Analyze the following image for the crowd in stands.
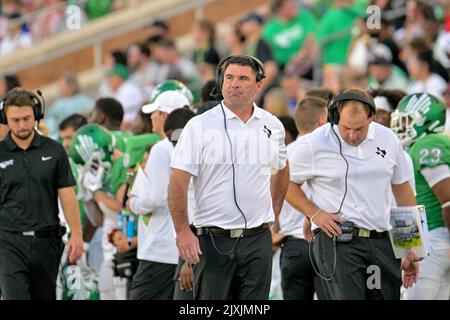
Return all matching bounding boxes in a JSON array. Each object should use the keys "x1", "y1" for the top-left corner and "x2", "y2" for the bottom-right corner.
[{"x1": 0, "y1": 0, "x2": 136, "y2": 56}]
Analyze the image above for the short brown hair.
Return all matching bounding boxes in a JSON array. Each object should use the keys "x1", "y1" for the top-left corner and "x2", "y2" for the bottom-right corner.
[
  {"x1": 337, "y1": 88, "x2": 374, "y2": 117},
  {"x1": 305, "y1": 87, "x2": 334, "y2": 101},
  {"x1": 3, "y1": 88, "x2": 39, "y2": 111},
  {"x1": 294, "y1": 96, "x2": 327, "y2": 133}
]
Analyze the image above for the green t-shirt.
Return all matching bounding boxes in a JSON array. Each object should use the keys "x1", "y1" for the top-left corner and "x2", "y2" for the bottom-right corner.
[
  {"x1": 262, "y1": 10, "x2": 317, "y2": 67},
  {"x1": 408, "y1": 133, "x2": 450, "y2": 231},
  {"x1": 316, "y1": 6, "x2": 362, "y2": 65}
]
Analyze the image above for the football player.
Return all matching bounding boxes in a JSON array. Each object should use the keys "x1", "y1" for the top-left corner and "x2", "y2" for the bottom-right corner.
[{"x1": 391, "y1": 93, "x2": 450, "y2": 300}]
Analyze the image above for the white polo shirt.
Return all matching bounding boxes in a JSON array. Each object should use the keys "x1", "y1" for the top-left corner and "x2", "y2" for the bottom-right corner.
[
  {"x1": 279, "y1": 137, "x2": 307, "y2": 239},
  {"x1": 171, "y1": 102, "x2": 287, "y2": 229},
  {"x1": 130, "y1": 139, "x2": 178, "y2": 264},
  {"x1": 290, "y1": 122, "x2": 413, "y2": 232}
]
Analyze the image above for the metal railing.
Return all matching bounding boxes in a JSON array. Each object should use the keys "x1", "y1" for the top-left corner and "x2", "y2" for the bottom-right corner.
[{"x1": 0, "y1": 0, "x2": 215, "y2": 74}]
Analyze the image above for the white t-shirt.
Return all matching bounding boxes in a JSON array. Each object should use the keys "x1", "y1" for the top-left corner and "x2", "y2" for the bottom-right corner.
[
  {"x1": 171, "y1": 102, "x2": 288, "y2": 229},
  {"x1": 0, "y1": 31, "x2": 32, "y2": 56},
  {"x1": 130, "y1": 139, "x2": 178, "y2": 264},
  {"x1": 290, "y1": 122, "x2": 413, "y2": 232},
  {"x1": 112, "y1": 81, "x2": 144, "y2": 124},
  {"x1": 279, "y1": 137, "x2": 307, "y2": 239},
  {"x1": 407, "y1": 73, "x2": 447, "y2": 99}
]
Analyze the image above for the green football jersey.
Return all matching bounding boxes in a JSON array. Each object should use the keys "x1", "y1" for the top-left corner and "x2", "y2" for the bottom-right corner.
[
  {"x1": 124, "y1": 133, "x2": 160, "y2": 168},
  {"x1": 104, "y1": 156, "x2": 128, "y2": 196},
  {"x1": 69, "y1": 157, "x2": 86, "y2": 226},
  {"x1": 408, "y1": 133, "x2": 450, "y2": 231}
]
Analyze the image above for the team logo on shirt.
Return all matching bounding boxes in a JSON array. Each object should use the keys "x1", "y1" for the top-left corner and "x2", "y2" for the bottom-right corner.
[
  {"x1": 375, "y1": 147, "x2": 387, "y2": 158},
  {"x1": 0, "y1": 159, "x2": 14, "y2": 169},
  {"x1": 263, "y1": 125, "x2": 272, "y2": 138}
]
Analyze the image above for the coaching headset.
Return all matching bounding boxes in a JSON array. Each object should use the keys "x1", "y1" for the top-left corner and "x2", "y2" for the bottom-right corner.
[
  {"x1": 210, "y1": 54, "x2": 266, "y2": 101},
  {"x1": 0, "y1": 89, "x2": 45, "y2": 125},
  {"x1": 327, "y1": 92, "x2": 376, "y2": 125},
  {"x1": 310, "y1": 91, "x2": 377, "y2": 283},
  {"x1": 208, "y1": 55, "x2": 266, "y2": 256}
]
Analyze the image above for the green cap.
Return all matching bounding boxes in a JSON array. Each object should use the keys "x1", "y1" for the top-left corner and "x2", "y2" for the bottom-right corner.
[{"x1": 106, "y1": 64, "x2": 129, "y2": 80}]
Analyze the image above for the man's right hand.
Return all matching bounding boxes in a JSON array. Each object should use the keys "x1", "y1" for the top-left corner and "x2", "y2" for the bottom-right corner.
[
  {"x1": 312, "y1": 210, "x2": 344, "y2": 237},
  {"x1": 177, "y1": 228, "x2": 202, "y2": 265}
]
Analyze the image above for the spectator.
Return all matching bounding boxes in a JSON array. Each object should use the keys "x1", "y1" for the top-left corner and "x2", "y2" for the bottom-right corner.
[
  {"x1": 98, "y1": 49, "x2": 128, "y2": 97},
  {"x1": 367, "y1": 42, "x2": 410, "y2": 91},
  {"x1": 280, "y1": 73, "x2": 306, "y2": 112},
  {"x1": 31, "y1": 0, "x2": 67, "y2": 40},
  {"x1": 264, "y1": 87, "x2": 291, "y2": 117},
  {"x1": 406, "y1": 49, "x2": 447, "y2": 99},
  {"x1": 104, "y1": 64, "x2": 144, "y2": 130},
  {"x1": 143, "y1": 19, "x2": 170, "y2": 39},
  {"x1": 45, "y1": 73, "x2": 94, "y2": 136},
  {"x1": 127, "y1": 43, "x2": 155, "y2": 97},
  {"x1": 240, "y1": 12, "x2": 278, "y2": 103},
  {"x1": 191, "y1": 19, "x2": 220, "y2": 66},
  {"x1": 191, "y1": 20, "x2": 221, "y2": 84},
  {"x1": 151, "y1": 37, "x2": 201, "y2": 103},
  {"x1": 0, "y1": 74, "x2": 20, "y2": 98},
  {"x1": 85, "y1": 0, "x2": 114, "y2": 20},
  {"x1": 366, "y1": 14, "x2": 407, "y2": 73},
  {"x1": 0, "y1": 11, "x2": 32, "y2": 56},
  {"x1": 224, "y1": 23, "x2": 245, "y2": 56},
  {"x1": 262, "y1": 0, "x2": 317, "y2": 74},
  {"x1": 316, "y1": 0, "x2": 365, "y2": 92}
]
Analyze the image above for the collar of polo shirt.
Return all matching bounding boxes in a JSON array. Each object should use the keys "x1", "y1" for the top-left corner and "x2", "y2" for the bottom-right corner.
[{"x1": 221, "y1": 102, "x2": 263, "y2": 120}]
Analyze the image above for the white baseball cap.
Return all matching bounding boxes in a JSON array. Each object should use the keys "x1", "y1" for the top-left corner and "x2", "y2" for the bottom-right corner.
[{"x1": 141, "y1": 91, "x2": 190, "y2": 114}]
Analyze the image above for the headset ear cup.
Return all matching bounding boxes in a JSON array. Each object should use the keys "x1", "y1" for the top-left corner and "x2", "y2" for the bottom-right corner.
[
  {"x1": 330, "y1": 107, "x2": 340, "y2": 124},
  {"x1": 0, "y1": 106, "x2": 7, "y2": 125}
]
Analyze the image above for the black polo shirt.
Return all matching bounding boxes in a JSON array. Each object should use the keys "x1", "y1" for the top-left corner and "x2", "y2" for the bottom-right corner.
[{"x1": 0, "y1": 131, "x2": 75, "y2": 232}]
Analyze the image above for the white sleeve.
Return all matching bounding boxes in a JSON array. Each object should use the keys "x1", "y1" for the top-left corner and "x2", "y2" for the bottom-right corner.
[
  {"x1": 271, "y1": 119, "x2": 287, "y2": 172},
  {"x1": 130, "y1": 143, "x2": 170, "y2": 214},
  {"x1": 421, "y1": 164, "x2": 450, "y2": 188},
  {"x1": 170, "y1": 119, "x2": 202, "y2": 176},
  {"x1": 392, "y1": 141, "x2": 414, "y2": 185},
  {"x1": 289, "y1": 136, "x2": 314, "y2": 185}
]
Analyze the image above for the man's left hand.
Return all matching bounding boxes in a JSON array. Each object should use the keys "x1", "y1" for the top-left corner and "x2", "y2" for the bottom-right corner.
[{"x1": 401, "y1": 250, "x2": 420, "y2": 288}]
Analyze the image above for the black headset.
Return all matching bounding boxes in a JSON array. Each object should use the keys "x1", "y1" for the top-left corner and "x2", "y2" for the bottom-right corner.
[
  {"x1": 210, "y1": 54, "x2": 266, "y2": 101},
  {"x1": 0, "y1": 89, "x2": 45, "y2": 125},
  {"x1": 327, "y1": 92, "x2": 376, "y2": 125}
]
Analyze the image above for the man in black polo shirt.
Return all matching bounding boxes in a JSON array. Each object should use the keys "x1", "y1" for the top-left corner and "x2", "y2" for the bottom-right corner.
[{"x1": 0, "y1": 88, "x2": 83, "y2": 300}]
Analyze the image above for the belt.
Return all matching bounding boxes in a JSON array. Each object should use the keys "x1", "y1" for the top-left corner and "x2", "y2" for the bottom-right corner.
[
  {"x1": 313, "y1": 227, "x2": 388, "y2": 239},
  {"x1": 195, "y1": 223, "x2": 268, "y2": 238},
  {"x1": 20, "y1": 226, "x2": 64, "y2": 239},
  {"x1": 352, "y1": 227, "x2": 388, "y2": 239}
]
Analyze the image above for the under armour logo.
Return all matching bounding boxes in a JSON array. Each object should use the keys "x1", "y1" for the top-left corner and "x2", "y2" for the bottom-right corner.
[
  {"x1": 375, "y1": 147, "x2": 386, "y2": 158},
  {"x1": 263, "y1": 125, "x2": 272, "y2": 138}
]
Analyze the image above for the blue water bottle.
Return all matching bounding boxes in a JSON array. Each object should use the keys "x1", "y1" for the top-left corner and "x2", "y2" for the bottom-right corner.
[{"x1": 126, "y1": 213, "x2": 136, "y2": 241}]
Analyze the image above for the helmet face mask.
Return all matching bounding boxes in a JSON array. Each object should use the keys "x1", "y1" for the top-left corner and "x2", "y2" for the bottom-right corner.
[{"x1": 391, "y1": 93, "x2": 446, "y2": 148}]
